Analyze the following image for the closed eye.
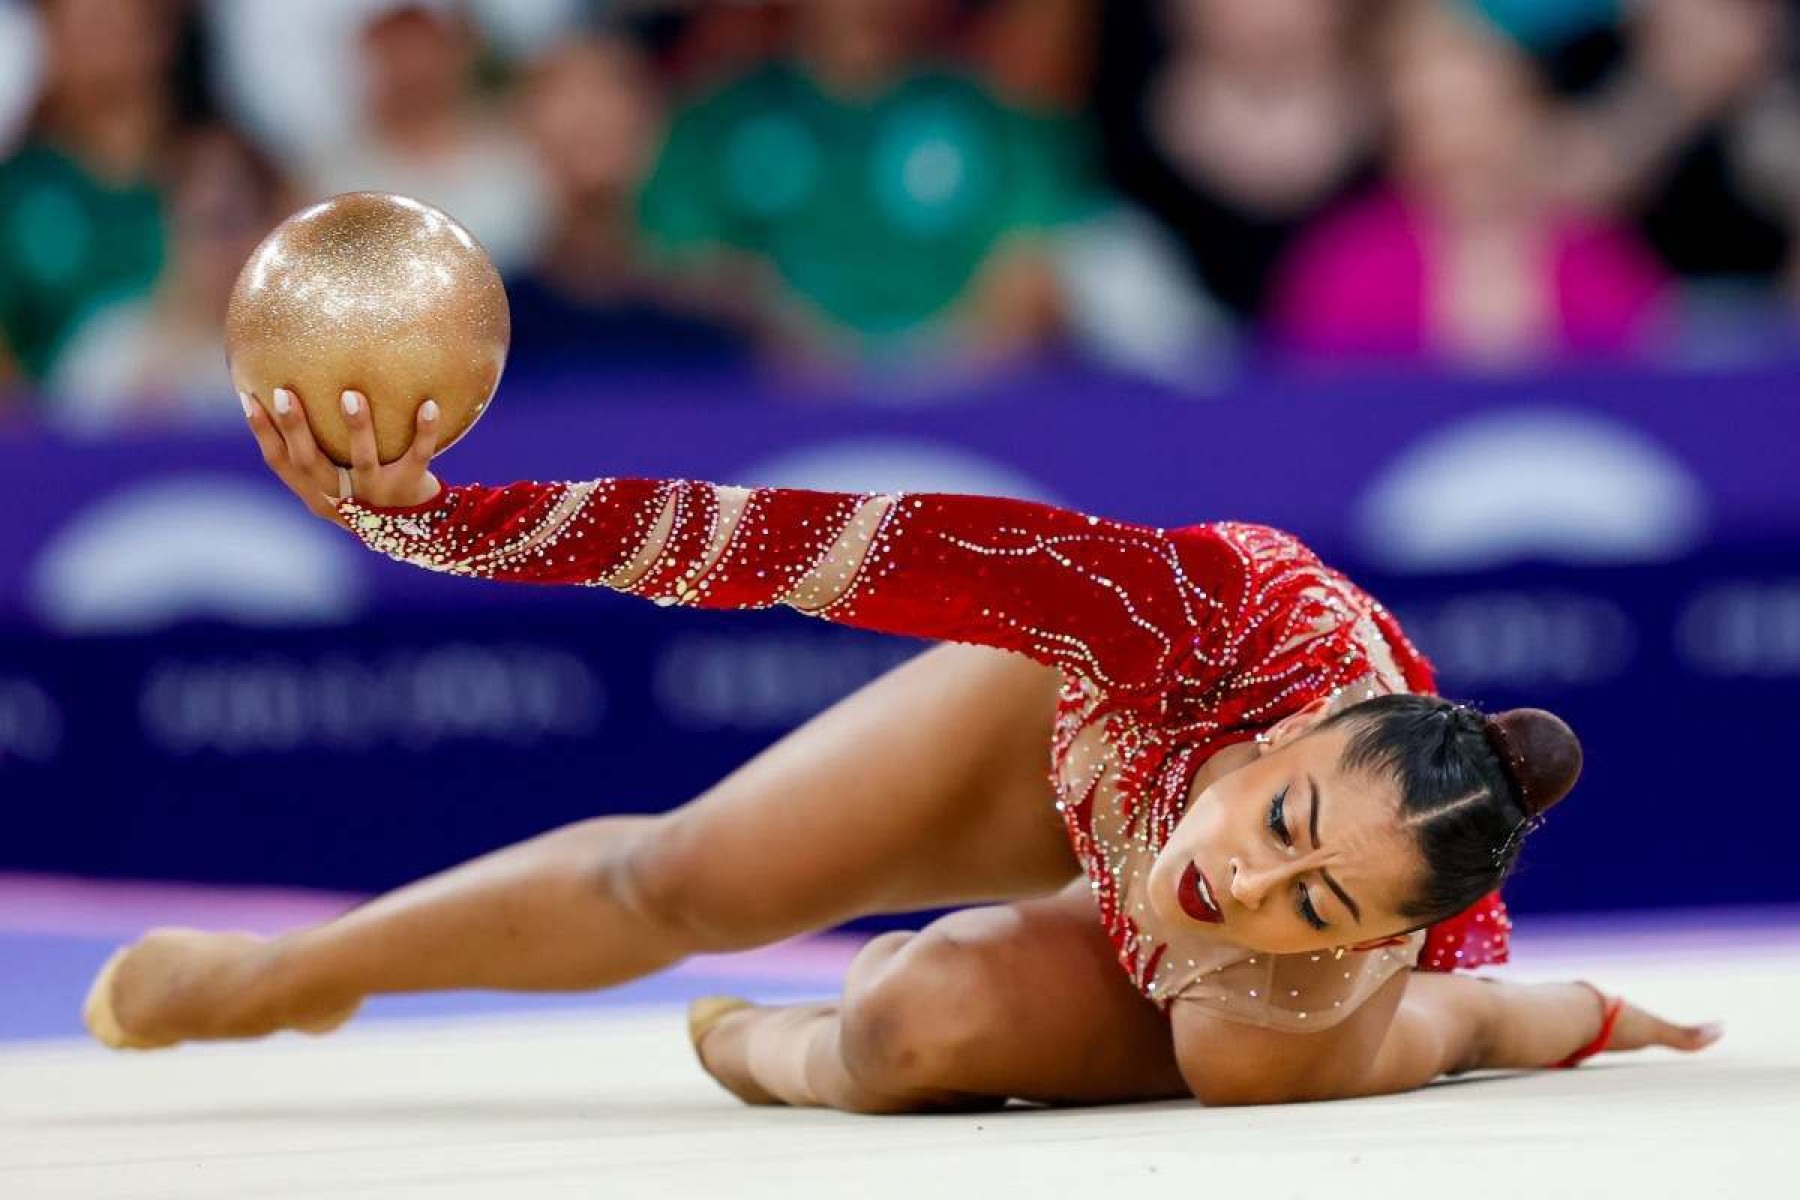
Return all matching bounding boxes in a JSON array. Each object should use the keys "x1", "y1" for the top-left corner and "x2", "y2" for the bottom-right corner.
[
  {"x1": 1270, "y1": 787, "x2": 1324, "y2": 928},
  {"x1": 1296, "y1": 885, "x2": 1329, "y2": 931},
  {"x1": 1267, "y1": 785, "x2": 1293, "y2": 847}
]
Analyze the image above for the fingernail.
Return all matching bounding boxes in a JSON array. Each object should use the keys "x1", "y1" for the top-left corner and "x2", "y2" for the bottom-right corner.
[
  {"x1": 421, "y1": 399, "x2": 439, "y2": 422},
  {"x1": 1697, "y1": 1022, "x2": 1725, "y2": 1042},
  {"x1": 238, "y1": 391, "x2": 253, "y2": 418},
  {"x1": 341, "y1": 390, "x2": 361, "y2": 416},
  {"x1": 273, "y1": 388, "x2": 293, "y2": 415}
]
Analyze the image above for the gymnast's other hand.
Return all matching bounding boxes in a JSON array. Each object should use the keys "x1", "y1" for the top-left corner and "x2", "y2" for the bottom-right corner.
[
  {"x1": 241, "y1": 387, "x2": 443, "y2": 525},
  {"x1": 1594, "y1": 991, "x2": 1723, "y2": 1058}
]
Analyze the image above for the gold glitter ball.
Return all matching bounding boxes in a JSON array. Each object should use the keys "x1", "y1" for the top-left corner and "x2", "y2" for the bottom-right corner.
[{"x1": 226, "y1": 192, "x2": 510, "y2": 466}]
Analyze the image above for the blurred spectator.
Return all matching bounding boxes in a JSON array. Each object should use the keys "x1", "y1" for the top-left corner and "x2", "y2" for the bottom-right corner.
[
  {"x1": 1550, "y1": 0, "x2": 1800, "y2": 303},
  {"x1": 1095, "y1": 0, "x2": 1379, "y2": 323},
  {"x1": 205, "y1": 0, "x2": 409, "y2": 169},
  {"x1": 47, "y1": 125, "x2": 288, "y2": 428},
  {"x1": 204, "y1": 0, "x2": 585, "y2": 172},
  {"x1": 968, "y1": 0, "x2": 1236, "y2": 385},
  {"x1": 649, "y1": 4, "x2": 793, "y2": 97},
  {"x1": 503, "y1": 34, "x2": 751, "y2": 382},
  {"x1": 0, "y1": 0, "x2": 45, "y2": 151},
  {"x1": 303, "y1": 0, "x2": 549, "y2": 274},
  {"x1": 0, "y1": 0, "x2": 181, "y2": 386},
  {"x1": 638, "y1": 0, "x2": 1093, "y2": 375},
  {"x1": 1268, "y1": 0, "x2": 1668, "y2": 369},
  {"x1": 462, "y1": 0, "x2": 583, "y2": 60},
  {"x1": 968, "y1": 0, "x2": 1097, "y2": 115}
]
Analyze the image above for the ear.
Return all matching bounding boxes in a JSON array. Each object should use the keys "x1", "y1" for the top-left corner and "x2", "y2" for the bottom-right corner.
[{"x1": 1258, "y1": 696, "x2": 1336, "y2": 754}]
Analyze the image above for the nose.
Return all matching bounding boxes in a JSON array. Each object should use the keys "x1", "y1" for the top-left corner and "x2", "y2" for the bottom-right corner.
[{"x1": 1227, "y1": 852, "x2": 1298, "y2": 910}]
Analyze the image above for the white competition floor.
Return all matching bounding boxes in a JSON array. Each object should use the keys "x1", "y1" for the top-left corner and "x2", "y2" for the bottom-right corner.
[{"x1": 2, "y1": 880, "x2": 1798, "y2": 1200}]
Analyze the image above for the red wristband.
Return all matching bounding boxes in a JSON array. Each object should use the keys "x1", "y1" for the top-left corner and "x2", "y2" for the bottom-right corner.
[{"x1": 1547, "y1": 981, "x2": 1624, "y2": 1069}]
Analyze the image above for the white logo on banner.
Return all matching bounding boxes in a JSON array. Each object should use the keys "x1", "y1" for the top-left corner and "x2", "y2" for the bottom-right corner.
[
  {"x1": 736, "y1": 438, "x2": 1059, "y2": 502},
  {"x1": 29, "y1": 475, "x2": 363, "y2": 633},
  {"x1": 1356, "y1": 409, "x2": 1707, "y2": 572}
]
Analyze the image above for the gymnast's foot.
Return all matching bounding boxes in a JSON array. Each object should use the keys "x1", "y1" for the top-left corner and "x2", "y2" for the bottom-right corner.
[
  {"x1": 84, "y1": 929, "x2": 361, "y2": 1051},
  {"x1": 689, "y1": 996, "x2": 780, "y2": 1106}
]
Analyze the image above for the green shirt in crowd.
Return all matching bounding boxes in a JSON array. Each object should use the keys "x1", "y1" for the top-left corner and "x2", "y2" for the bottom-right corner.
[
  {"x1": 0, "y1": 143, "x2": 164, "y2": 381},
  {"x1": 640, "y1": 61, "x2": 1092, "y2": 343}
]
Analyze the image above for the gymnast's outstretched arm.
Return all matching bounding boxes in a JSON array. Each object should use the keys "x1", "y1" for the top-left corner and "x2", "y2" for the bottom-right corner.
[
  {"x1": 245, "y1": 388, "x2": 1253, "y2": 697},
  {"x1": 1172, "y1": 971, "x2": 1721, "y2": 1107}
]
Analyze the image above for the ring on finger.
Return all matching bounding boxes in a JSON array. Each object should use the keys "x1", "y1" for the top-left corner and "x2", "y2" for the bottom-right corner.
[{"x1": 337, "y1": 466, "x2": 355, "y2": 501}]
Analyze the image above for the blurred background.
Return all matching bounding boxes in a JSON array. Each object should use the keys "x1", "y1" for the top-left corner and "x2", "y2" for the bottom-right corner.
[{"x1": 0, "y1": 0, "x2": 1796, "y2": 965}]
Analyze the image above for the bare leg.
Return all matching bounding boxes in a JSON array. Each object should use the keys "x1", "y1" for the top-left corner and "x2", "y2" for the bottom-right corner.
[
  {"x1": 90, "y1": 646, "x2": 1077, "y2": 1048},
  {"x1": 693, "y1": 885, "x2": 1188, "y2": 1113}
]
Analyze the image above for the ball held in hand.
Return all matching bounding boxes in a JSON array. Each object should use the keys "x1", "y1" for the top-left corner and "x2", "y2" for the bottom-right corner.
[{"x1": 226, "y1": 192, "x2": 509, "y2": 467}]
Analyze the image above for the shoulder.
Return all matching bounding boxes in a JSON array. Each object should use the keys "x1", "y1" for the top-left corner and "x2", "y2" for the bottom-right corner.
[
  {"x1": 1186, "y1": 521, "x2": 1319, "y2": 567},
  {"x1": 1162, "y1": 522, "x2": 1436, "y2": 706},
  {"x1": 1164, "y1": 521, "x2": 1328, "y2": 602},
  {"x1": 1147, "y1": 521, "x2": 1325, "y2": 660}
]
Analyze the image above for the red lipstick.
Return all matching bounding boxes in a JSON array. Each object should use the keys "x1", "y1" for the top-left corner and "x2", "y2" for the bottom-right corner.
[{"x1": 1178, "y1": 861, "x2": 1224, "y2": 924}]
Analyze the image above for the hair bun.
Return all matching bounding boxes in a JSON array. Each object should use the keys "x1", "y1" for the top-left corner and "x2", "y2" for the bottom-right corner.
[{"x1": 1482, "y1": 708, "x2": 1582, "y2": 817}]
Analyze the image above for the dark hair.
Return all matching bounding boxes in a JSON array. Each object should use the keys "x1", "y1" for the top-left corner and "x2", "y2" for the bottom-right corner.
[{"x1": 1322, "y1": 695, "x2": 1582, "y2": 924}]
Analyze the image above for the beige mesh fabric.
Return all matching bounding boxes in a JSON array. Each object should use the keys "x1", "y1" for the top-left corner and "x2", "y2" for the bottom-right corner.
[
  {"x1": 604, "y1": 482, "x2": 891, "y2": 612},
  {"x1": 1168, "y1": 934, "x2": 1423, "y2": 1031}
]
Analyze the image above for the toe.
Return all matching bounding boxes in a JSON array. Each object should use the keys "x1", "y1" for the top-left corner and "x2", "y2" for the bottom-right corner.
[
  {"x1": 296, "y1": 998, "x2": 363, "y2": 1036},
  {"x1": 83, "y1": 948, "x2": 172, "y2": 1052},
  {"x1": 687, "y1": 996, "x2": 752, "y2": 1049}
]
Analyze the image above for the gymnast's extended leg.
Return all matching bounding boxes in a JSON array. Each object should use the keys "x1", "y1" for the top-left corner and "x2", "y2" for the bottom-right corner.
[{"x1": 87, "y1": 645, "x2": 1078, "y2": 1048}]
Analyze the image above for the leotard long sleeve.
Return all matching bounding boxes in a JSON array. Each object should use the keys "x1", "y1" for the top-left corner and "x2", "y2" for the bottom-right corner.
[
  {"x1": 343, "y1": 479, "x2": 1509, "y2": 1026},
  {"x1": 342, "y1": 479, "x2": 1263, "y2": 698}
]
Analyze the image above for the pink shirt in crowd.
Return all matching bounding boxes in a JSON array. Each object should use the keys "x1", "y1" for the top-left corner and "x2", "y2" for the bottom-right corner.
[{"x1": 1268, "y1": 189, "x2": 1669, "y2": 362}]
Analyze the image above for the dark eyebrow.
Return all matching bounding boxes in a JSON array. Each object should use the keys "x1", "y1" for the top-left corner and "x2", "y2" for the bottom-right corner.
[{"x1": 1308, "y1": 773, "x2": 1363, "y2": 924}]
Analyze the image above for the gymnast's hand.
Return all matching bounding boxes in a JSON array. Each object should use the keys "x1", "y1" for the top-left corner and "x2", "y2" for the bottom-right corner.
[
  {"x1": 241, "y1": 387, "x2": 443, "y2": 525},
  {"x1": 1593, "y1": 991, "x2": 1723, "y2": 1058}
]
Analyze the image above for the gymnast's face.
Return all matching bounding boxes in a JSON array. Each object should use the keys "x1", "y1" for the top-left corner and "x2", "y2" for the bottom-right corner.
[{"x1": 1147, "y1": 701, "x2": 1424, "y2": 955}]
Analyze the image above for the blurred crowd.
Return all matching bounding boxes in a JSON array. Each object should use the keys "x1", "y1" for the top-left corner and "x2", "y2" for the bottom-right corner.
[{"x1": 0, "y1": 0, "x2": 1796, "y2": 430}]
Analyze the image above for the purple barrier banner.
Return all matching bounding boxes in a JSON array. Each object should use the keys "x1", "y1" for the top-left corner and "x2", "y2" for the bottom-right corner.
[
  {"x1": 1, "y1": 361, "x2": 1795, "y2": 633},
  {"x1": 3, "y1": 362, "x2": 1798, "y2": 919}
]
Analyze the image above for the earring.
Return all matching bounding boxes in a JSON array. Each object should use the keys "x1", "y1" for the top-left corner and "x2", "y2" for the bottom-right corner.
[{"x1": 1332, "y1": 946, "x2": 1346, "y2": 960}]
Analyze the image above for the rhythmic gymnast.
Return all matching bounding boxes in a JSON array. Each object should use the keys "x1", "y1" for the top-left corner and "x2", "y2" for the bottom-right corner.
[{"x1": 85, "y1": 390, "x2": 1720, "y2": 1111}]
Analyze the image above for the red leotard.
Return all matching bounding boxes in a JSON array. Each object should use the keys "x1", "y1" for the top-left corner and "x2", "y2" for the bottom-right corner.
[{"x1": 342, "y1": 479, "x2": 1508, "y2": 1020}]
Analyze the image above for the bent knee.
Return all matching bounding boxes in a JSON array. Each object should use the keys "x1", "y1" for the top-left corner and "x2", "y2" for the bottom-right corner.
[
  {"x1": 839, "y1": 931, "x2": 1006, "y2": 1091},
  {"x1": 609, "y1": 816, "x2": 744, "y2": 952},
  {"x1": 609, "y1": 815, "x2": 808, "y2": 953}
]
